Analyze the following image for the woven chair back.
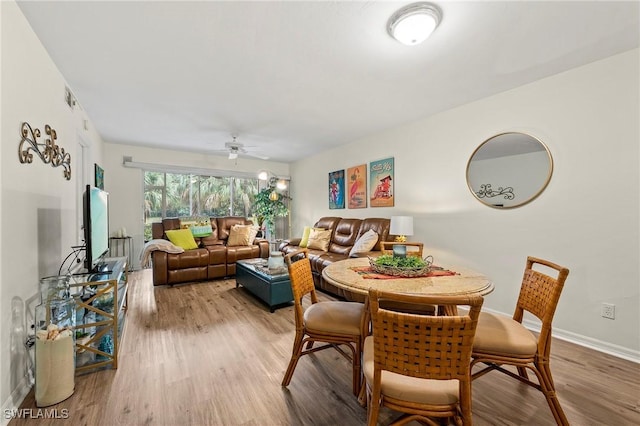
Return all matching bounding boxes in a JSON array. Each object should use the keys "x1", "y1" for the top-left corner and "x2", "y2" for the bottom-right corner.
[
  {"x1": 288, "y1": 257, "x2": 315, "y2": 301},
  {"x1": 284, "y1": 249, "x2": 317, "y2": 311},
  {"x1": 515, "y1": 257, "x2": 569, "y2": 324},
  {"x1": 369, "y1": 289, "x2": 483, "y2": 381}
]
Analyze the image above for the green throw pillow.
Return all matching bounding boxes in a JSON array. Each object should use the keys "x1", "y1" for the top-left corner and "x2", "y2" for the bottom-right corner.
[
  {"x1": 190, "y1": 224, "x2": 213, "y2": 238},
  {"x1": 165, "y1": 229, "x2": 199, "y2": 250}
]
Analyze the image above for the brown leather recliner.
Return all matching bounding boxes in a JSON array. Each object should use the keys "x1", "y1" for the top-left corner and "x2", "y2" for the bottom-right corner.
[
  {"x1": 280, "y1": 217, "x2": 392, "y2": 299},
  {"x1": 151, "y1": 216, "x2": 269, "y2": 286}
]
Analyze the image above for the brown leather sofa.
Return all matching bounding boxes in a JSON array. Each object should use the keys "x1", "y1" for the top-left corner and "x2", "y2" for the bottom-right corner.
[
  {"x1": 151, "y1": 217, "x2": 269, "y2": 286},
  {"x1": 279, "y1": 217, "x2": 392, "y2": 299}
]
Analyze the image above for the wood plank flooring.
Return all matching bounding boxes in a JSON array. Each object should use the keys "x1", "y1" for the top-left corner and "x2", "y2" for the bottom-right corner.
[{"x1": 11, "y1": 269, "x2": 640, "y2": 425}]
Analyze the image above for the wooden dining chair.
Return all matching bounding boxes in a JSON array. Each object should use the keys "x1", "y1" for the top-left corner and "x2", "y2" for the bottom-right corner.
[
  {"x1": 281, "y1": 249, "x2": 367, "y2": 395},
  {"x1": 470, "y1": 256, "x2": 570, "y2": 425},
  {"x1": 364, "y1": 289, "x2": 484, "y2": 426}
]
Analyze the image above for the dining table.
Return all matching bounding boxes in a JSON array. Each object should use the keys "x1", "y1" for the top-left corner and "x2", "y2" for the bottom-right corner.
[
  {"x1": 322, "y1": 257, "x2": 494, "y2": 300},
  {"x1": 324, "y1": 256, "x2": 494, "y2": 404}
]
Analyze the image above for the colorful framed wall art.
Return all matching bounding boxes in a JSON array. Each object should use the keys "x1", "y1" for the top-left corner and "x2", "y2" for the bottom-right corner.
[
  {"x1": 347, "y1": 164, "x2": 367, "y2": 209},
  {"x1": 369, "y1": 157, "x2": 394, "y2": 207},
  {"x1": 328, "y1": 169, "x2": 345, "y2": 209},
  {"x1": 94, "y1": 163, "x2": 104, "y2": 190}
]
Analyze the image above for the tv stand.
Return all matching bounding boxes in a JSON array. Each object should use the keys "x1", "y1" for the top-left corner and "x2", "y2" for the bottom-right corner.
[
  {"x1": 92, "y1": 258, "x2": 119, "y2": 274},
  {"x1": 93, "y1": 264, "x2": 113, "y2": 275},
  {"x1": 68, "y1": 257, "x2": 128, "y2": 373},
  {"x1": 72, "y1": 269, "x2": 113, "y2": 279},
  {"x1": 73, "y1": 259, "x2": 118, "y2": 277}
]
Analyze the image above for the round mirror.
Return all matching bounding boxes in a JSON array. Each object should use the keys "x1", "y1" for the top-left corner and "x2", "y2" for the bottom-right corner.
[{"x1": 466, "y1": 132, "x2": 553, "y2": 209}]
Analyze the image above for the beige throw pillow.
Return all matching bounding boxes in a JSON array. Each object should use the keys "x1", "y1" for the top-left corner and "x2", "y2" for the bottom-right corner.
[
  {"x1": 307, "y1": 228, "x2": 332, "y2": 251},
  {"x1": 248, "y1": 225, "x2": 259, "y2": 244},
  {"x1": 227, "y1": 224, "x2": 259, "y2": 247},
  {"x1": 349, "y1": 229, "x2": 379, "y2": 257}
]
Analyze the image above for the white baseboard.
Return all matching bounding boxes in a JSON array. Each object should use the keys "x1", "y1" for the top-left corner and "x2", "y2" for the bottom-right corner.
[
  {"x1": 1, "y1": 373, "x2": 33, "y2": 426},
  {"x1": 482, "y1": 307, "x2": 640, "y2": 364},
  {"x1": 549, "y1": 326, "x2": 640, "y2": 363}
]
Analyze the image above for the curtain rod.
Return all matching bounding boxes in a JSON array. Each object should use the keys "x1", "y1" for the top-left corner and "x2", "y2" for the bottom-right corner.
[{"x1": 122, "y1": 160, "x2": 290, "y2": 181}]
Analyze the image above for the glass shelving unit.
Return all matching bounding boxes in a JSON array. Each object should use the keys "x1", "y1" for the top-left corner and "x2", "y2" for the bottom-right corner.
[{"x1": 68, "y1": 257, "x2": 128, "y2": 373}]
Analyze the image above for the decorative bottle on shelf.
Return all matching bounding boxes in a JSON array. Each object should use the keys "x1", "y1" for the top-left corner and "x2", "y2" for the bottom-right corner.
[{"x1": 97, "y1": 334, "x2": 113, "y2": 360}]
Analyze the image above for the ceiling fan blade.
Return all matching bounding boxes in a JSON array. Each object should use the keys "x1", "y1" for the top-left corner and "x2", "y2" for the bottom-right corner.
[{"x1": 244, "y1": 151, "x2": 270, "y2": 160}]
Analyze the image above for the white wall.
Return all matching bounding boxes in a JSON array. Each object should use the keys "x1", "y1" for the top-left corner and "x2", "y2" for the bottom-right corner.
[
  {"x1": 290, "y1": 49, "x2": 640, "y2": 360},
  {"x1": 0, "y1": 2, "x2": 106, "y2": 419},
  {"x1": 102, "y1": 143, "x2": 290, "y2": 269}
]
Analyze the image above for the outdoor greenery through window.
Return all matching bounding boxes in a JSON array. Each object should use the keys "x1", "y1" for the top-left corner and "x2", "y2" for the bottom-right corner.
[{"x1": 144, "y1": 171, "x2": 259, "y2": 241}]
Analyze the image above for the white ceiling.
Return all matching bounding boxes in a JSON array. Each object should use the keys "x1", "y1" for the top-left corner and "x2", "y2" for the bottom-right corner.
[{"x1": 17, "y1": 1, "x2": 640, "y2": 163}]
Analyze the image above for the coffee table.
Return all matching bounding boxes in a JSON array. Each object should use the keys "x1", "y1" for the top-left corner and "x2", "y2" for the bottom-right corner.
[{"x1": 236, "y1": 258, "x2": 293, "y2": 312}]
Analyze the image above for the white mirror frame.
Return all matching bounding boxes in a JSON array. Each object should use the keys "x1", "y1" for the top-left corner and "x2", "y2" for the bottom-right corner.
[{"x1": 466, "y1": 132, "x2": 554, "y2": 209}]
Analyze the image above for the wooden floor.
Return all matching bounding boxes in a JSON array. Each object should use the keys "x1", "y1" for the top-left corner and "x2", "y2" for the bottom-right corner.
[{"x1": 12, "y1": 269, "x2": 640, "y2": 425}]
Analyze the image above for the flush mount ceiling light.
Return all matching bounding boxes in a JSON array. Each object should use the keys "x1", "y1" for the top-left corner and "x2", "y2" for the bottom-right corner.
[{"x1": 387, "y1": 2, "x2": 442, "y2": 46}]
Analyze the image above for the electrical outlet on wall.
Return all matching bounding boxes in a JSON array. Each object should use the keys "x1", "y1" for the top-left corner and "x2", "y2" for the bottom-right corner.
[{"x1": 601, "y1": 303, "x2": 615, "y2": 320}]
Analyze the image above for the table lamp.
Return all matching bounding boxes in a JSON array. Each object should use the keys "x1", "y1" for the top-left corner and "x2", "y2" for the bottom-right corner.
[
  {"x1": 390, "y1": 216, "x2": 413, "y2": 242},
  {"x1": 390, "y1": 216, "x2": 413, "y2": 258}
]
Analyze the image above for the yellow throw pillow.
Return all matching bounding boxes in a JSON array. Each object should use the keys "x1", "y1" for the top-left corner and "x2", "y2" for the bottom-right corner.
[
  {"x1": 165, "y1": 229, "x2": 199, "y2": 250},
  {"x1": 307, "y1": 228, "x2": 332, "y2": 252},
  {"x1": 299, "y1": 226, "x2": 312, "y2": 248},
  {"x1": 227, "y1": 224, "x2": 259, "y2": 247}
]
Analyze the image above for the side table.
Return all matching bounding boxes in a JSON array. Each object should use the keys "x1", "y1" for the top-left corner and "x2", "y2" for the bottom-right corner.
[
  {"x1": 380, "y1": 241, "x2": 424, "y2": 257},
  {"x1": 109, "y1": 236, "x2": 133, "y2": 271}
]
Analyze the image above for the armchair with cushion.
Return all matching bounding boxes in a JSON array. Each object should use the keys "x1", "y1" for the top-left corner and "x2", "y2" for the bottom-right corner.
[
  {"x1": 364, "y1": 289, "x2": 484, "y2": 426},
  {"x1": 281, "y1": 249, "x2": 367, "y2": 396},
  {"x1": 470, "y1": 256, "x2": 570, "y2": 425}
]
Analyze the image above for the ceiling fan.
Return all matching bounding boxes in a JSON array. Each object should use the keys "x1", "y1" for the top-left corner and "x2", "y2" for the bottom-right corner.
[{"x1": 211, "y1": 136, "x2": 269, "y2": 160}]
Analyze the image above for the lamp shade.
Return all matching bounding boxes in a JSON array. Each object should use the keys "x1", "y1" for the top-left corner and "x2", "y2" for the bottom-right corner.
[{"x1": 390, "y1": 216, "x2": 414, "y2": 236}]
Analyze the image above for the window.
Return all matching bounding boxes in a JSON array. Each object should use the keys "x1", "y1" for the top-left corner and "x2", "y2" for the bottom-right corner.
[{"x1": 144, "y1": 171, "x2": 259, "y2": 241}]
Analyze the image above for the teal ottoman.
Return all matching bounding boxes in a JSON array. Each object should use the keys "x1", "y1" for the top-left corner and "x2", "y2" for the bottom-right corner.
[{"x1": 236, "y1": 259, "x2": 293, "y2": 312}]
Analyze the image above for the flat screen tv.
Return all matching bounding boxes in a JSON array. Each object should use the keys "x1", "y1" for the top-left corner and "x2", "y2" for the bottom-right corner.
[{"x1": 83, "y1": 184, "x2": 110, "y2": 273}]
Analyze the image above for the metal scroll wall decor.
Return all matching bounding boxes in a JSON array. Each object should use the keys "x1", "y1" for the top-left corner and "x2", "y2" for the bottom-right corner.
[
  {"x1": 19, "y1": 122, "x2": 71, "y2": 180},
  {"x1": 476, "y1": 184, "x2": 515, "y2": 200}
]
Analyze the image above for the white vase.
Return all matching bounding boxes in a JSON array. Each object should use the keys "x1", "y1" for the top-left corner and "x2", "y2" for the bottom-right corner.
[{"x1": 268, "y1": 252, "x2": 285, "y2": 270}]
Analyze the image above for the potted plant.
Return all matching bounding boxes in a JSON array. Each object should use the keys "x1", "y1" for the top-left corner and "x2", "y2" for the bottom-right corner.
[{"x1": 253, "y1": 186, "x2": 290, "y2": 240}]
